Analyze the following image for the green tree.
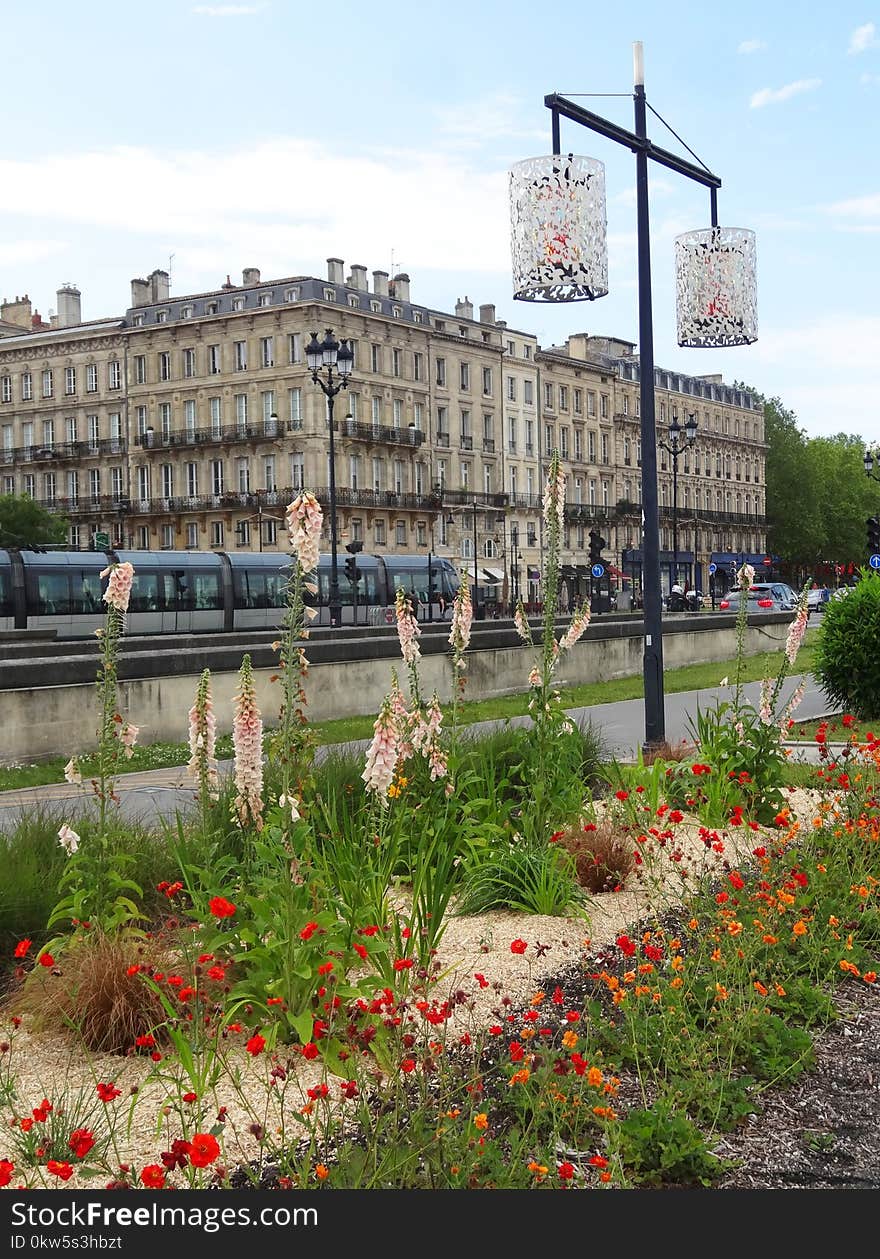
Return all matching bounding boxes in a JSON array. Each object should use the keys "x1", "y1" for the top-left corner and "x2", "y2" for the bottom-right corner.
[
  {"x1": 756, "y1": 391, "x2": 823, "y2": 567},
  {"x1": 807, "y1": 435, "x2": 877, "y2": 567},
  {"x1": 0, "y1": 495, "x2": 68, "y2": 549}
]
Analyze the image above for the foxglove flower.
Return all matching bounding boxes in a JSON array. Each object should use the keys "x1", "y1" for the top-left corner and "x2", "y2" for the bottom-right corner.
[
  {"x1": 448, "y1": 573, "x2": 473, "y2": 669},
  {"x1": 784, "y1": 599, "x2": 810, "y2": 667},
  {"x1": 187, "y1": 669, "x2": 219, "y2": 801},
  {"x1": 395, "y1": 587, "x2": 421, "y2": 666},
  {"x1": 100, "y1": 562, "x2": 134, "y2": 614},
  {"x1": 362, "y1": 695, "x2": 401, "y2": 801},
  {"x1": 286, "y1": 493, "x2": 323, "y2": 574},
  {"x1": 57, "y1": 823, "x2": 80, "y2": 856},
  {"x1": 559, "y1": 602, "x2": 591, "y2": 653},
  {"x1": 232, "y1": 654, "x2": 263, "y2": 830},
  {"x1": 64, "y1": 758, "x2": 81, "y2": 785},
  {"x1": 120, "y1": 722, "x2": 139, "y2": 759}
]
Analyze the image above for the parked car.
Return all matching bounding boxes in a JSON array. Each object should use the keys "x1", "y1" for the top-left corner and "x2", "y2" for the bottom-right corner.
[
  {"x1": 719, "y1": 582, "x2": 799, "y2": 613},
  {"x1": 806, "y1": 586, "x2": 830, "y2": 613}
]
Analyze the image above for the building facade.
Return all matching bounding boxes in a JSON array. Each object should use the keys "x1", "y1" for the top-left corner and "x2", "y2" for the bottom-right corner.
[{"x1": 0, "y1": 259, "x2": 766, "y2": 606}]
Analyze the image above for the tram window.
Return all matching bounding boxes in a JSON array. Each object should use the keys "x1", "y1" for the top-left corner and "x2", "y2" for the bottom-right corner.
[
  {"x1": 0, "y1": 569, "x2": 11, "y2": 617},
  {"x1": 162, "y1": 573, "x2": 194, "y2": 610},
  {"x1": 360, "y1": 571, "x2": 379, "y2": 605},
  {"x1": 191, "y1": 571, "x2": 221, "y2": 610},
  {"x1": 71, "y1": 570, "x2": 102, "y2": 614},
  {"x1": 128, "y1": 572, "x2": 161, "y2": 613},
  {"x1": 265, "y1": 570, "x2": 290, "y2": 607},
  {"x1": 36, "y1": 571, "x2": 71, "y2": 615}
]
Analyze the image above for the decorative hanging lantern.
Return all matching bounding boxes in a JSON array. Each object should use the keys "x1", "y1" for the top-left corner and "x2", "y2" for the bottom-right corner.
[
  {"x1": 509, "y1": 154, "x2": 608, "y2": 302},
  {"x1": 674, "y1": 226, "x2": 757, "y2": 347}
]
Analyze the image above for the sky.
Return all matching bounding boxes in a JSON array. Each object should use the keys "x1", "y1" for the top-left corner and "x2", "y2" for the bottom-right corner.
[{"x1": 1, "y1": 0, "x2": 878, "y2": 444}]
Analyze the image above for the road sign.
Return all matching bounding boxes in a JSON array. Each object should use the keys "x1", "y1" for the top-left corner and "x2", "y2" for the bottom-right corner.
[
  {"x1": 870, "y1": 553, "x2": 880, "y2": 570},
  {"x1": 591, "y1": 563, "x2": 605, "y2": 579},
  {"x1": 94, "y1": 531, "x2": 110, "y2": 549},
  {"x1": 708, "y1": 562, "x2": 717, "y2": 575},
  {"x1": 763, "y1": 556, "x2": 772, "y2": 566}
]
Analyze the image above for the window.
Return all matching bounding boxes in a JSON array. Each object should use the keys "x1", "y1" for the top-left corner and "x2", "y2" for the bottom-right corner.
[
  {"x1": 22, "y1": 371, "x2": 33, "y2": 400},
  {"x1": 588, "y1": 431, "x2": 596, "y2": 462},
  {"x1": 186, "y1": 462, "x2": 198, "y2": 496},
  {"x1": 460, "y1": 362, "x2": 470, "y2": 390},
  {"x1": 558, "y1": 385, "x2": 568, "y2": 411},
  {"x1": 371, "y1": 456, "x2": 383, "y2": 491},
  {"x1": 289, "y1": 388, "x2": 302, "y2": 429},
  {"x1": 109, "y1": 412, "x2": 122, "y2": 443},
  {"x1": 156, "y1": 310, "x2": 168, "y2": 323},
  {"x1": 574, "y1": 428, "x2": 582, "y2": 460},
  {"x1": 288, "y1": 333, "x2": 301, "y2": 364},
  {"x1": 508, "y1": 416, "x2": 517, "y2": 452},
  {"x1": 88, "y1": 415, "x2": 100, "y2": 446},
  {"x1": 232, "y1": 297, "x2": 245, "y2": 312},
  {"x1": 234, "y1": 341, "x2": 247, "y2": 371},
  {"x1": 183, "y1": 348, "x2": 196, "y2": 378},
  {"x1": 573, "y1": 388, "x2": 582, "y2": 415},
  {"x1": 65, "y1": 416, "x2": 77, "y2": 442},
  {"x1": 413, "y1": 352, "x2": 424, "y2": 382},
  {"x1": 600, "y1": 394, "x2": 608, "y2": 419},
  {"x1": 285, "y1": 288, "x2": 299, "y2": 302},
  {"x1": 108, "y1": 361, "x2": 121, "y2": 390},
  {"x1": 160, "y1": 403, "x2": 171, "y2": 440},
  {"x1": 263, "y1": 455, "x2": 276, "y2": 491},
  {"x1": 374, "y1": 520, "x2": 386, "y2": 546},
  {"x1": 42, "y1": 369, "x2": 53, "y2": 398},
  {"x1": 234, "y1": 394, "x2": 248, "y2": 428},
  {"x1": 64, "y1": 367, "x2": 76, "y2": 395},
  {"x1": 392, "y1": 398, "x2": 403, "y2": 428},
  {"x1": 258, "y1": 292, "x2": 272, "y2": 307},
  {"x1": 482, "y1": 367, "x2": 492, "y2": 396},
  {"x1": 413, "y1": 401, "x2": 423, "y2": 430},
  {"x1": 237, "y1": 457, "x2": 250, "y2": 493},
  {"x1": 435, "y1": 357, "x2": 446, "y2": 387},
  {"x1": 211, "y1": 521, "x2": 224, "y2": 547},
  {"x1": 134, "y1": 355, "x2": 147, "y2": 384},
  {"x1": 523, "y1": 380, "x2": 533, "y2": 407},
  {"x1": 236, "y1": 520, "x2": 250, "y2": 547},
  {"x1": 181, "y1": 306, "x2": 193, "y2": 319},
  {"x1": 544, "y1": 383, "x2": 554, "y2": 409},
  {"x1": 186, "y1": 523, "x2": 199, "y2": 548},
  {"x1": 260, "y1": 336, "x2": 274, "y2": 368},
  {"x1": 159, "y1": 352, "x2": 171, "y2": 381},
  {"x1": 560, "y1": 427, "x2": 569, "y2": 458},
  {"x1": 90, "y1": 467, "x2": 102, "y2": 501},
  {"x1": 587, "y1": 391, "x2": 595, "y2": 417},
  {"x1": 262, "y1": 391, "x2": 275, "y2": 427},
  {"x1": 371, "y1": 397, "x2": 382, "y2": 425},
  {"x1": 184, "y1": 399, "x2": 196, "y2": 436},
  {"x1": 137, "y1": 526, "x2": 150, "y2": 549},
  {"x1": 0, "y1": 376, "x2": 10, "y2": 404},
  {"x1": 161, "y1": 464, "x2": 174, "y2": 497},
  {"x1": 506, "y1": 376, "x2": 516, "y2": 402},
  {"x1": 208, "y1": 345, "x2": 221, "y2": 374},
  {"x1": 371, "y1": 345, "x2": 381, "y2": 373},
  {"x1": 24, "y1": 474, "x2": 35, "y2": 499},
  {"x1": 392, "y1": 348, "x2": 402, "y2": 377},
  {"x1": 211, "y1": 459, "x2": 224, "y2": 495},
  {"x1": 135, "y1": 406, "x2": 147, "y2": 438},
  {"x1": 291, "y1": 453, "x2": 304, "y2": 490},
  {"x1": 395, "y1": 520, "x2": 406, "y2": 545},
  {"x1": 601, "y1": 433, "x2": 609, "y2": 464},
  {"x1": 210, "y1": 397, "x2": 222, "y2": 436}
]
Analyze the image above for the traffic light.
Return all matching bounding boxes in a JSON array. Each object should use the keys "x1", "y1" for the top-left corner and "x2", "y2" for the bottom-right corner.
[
  {"x1": 867, "y1": 516, "x2": 880, "y2": 553},
  {"x1": 344, "y1": 554, "x2": 360, "y2": 584},
  {"x1": 588, "y1": 530, "x2": 607, "y2": 565}
]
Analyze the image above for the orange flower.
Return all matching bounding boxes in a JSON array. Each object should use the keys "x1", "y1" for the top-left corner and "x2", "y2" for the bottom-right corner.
[
  {"x1": 561, "y1": 1030, "x2": 579, "y2": 1050},
  {"x1": 792, "y1": 920, "x2": 808, "y2": 937},
  {"x1": 587, "y1": 1067, "x2": 604, "y2": 1087},
  {"x1": 531, "y1": 991, "x2": 546, "y2": 1006},
  {"x1": 753, "y1": 980, "x2": 768, "y2": 997},
  {"x1": 863, "y1": 971, "x2": 877, "y2": 984},
  {"x1": 670, "y1": 956, "x2": 683, "y2": 971},
  {"x1": 474, "y1": 1113, "x2": 488, "y2": 1131},
  {"x1": 727, "y1": 921, "x2": 743, "y2": 936},
  {"x1": 669, "y1": 976, "x2": 683, "y2": 990},
  {"x1": 774, "y1": 983, "x2": 786, "y2": 997},
  {"x1": 314, "y1": 1164, "x2": 329, "y2": 1181},
  {"x1": 715, "y1": 983, "x2": 729, "y2": 1001},
  {"x1": 508, "y1": 1068, "x2": 531, "y2": 1087},
  {"x1": 687, "y1": 918, "x2": 699, "y2": 931},
  {"x1": 762, "y1": 934, "x2": 778, "y2": 946}
]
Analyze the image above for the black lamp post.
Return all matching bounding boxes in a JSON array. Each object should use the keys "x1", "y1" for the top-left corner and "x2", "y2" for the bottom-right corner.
[
  {"x1": 864, "y1": 448, "x2": 880, "y2": 484},
  {"x1": 658, "y1": 410, "x2": 697, "y2": 594},
  {"x1": 510, "y1": 523, "x2": 522, "y2": 607},
  {"x1": 306, "y1": 328, "x2": 353, "y2": 627}
]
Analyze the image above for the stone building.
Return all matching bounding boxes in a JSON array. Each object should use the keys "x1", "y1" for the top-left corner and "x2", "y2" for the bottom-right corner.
[{"x1": 0, "y1": 258, "x2": 766, "y2": 605}]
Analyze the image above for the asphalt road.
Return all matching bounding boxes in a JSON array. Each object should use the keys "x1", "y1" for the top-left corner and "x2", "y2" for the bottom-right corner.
[{"x1": 0, "y1": 673, "x2": 832, "y2": 832}]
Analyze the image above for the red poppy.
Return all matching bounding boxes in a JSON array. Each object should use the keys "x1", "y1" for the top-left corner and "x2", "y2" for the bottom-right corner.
[
  {"x1": 246, "y1": 1033, "x2": 266, "y2": 1056},
  {"x1": 140, "y1": 1164, "x2": 166, "y2": 1189},
  {"x1": 510, "y1": 939, "x2": 528, "y2": 955},
  {"x1": 206, "y1": 965, "x2": 226, "y2": 982},
  {"x1": 615, "y1": 790, "x2": 629, "y2": 801},
  {"x1": 616, "y1": 935, "x2": 637, "y2": 957},
  {"x1": 301, "y1": 1042, "x2": 319, "y2": 1060},
  {"x1": 208, "y1": 896, "x2": 236, "y2": 919},
  {"x1": 38, "y1": 953, "x2": 55, "y2": 968},
  {"x1": 400, "y1": 1058, "x2": 416, "y2": 1073},
  {"x1": 13, "y1": 939, "x2": 31, "y2": 959},
  {"x1": 46, "y1": 1160, "x2": 74, "y2": 1181},
  {"x1": 300, "y1": 921, "x2": 319, "y2": 940},
  {"x1": 728, "y1": 872, "x2": 745, "y2": 891},
  {"x1": 187, "y1": 1133, "x2": 220, "y2": 1168},
  {"x1": 393, "y1": 958, "x2": 413, "y2": 971},
  {"x1": 182, "y1": 1092, "x2": 198, "y2": 1103},
  {"x1": 0, "y1": 1159, "x2": 13, "y2": 1187},
  {"x1": 135, "y1": 1033, "x2": 155, "y2": 1049},
  {"x1": 68, "y1": 1128, "x2": 96, "y2": 1159},
  {"x1": 668, "y1": 809, "x2": 684, "y2": 823},
  {"x1": 558, "y1": 1161, "x2": 575, "y2": 1180},
  {"x1": 352, "y1": 943, "x2": 368, "y2": 961}
]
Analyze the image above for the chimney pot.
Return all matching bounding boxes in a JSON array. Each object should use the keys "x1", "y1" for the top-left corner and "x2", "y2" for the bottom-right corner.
[
  {"x1": 372, "y1": 270, "x2": 389, "y2": 297},
  {"x1": 327, "y1": 257, "x2": 345, "y2": 284}
]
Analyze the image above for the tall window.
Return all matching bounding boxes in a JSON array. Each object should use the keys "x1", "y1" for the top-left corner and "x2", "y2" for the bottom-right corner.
[
  {"x1": 211, "y1": 460, "x2": 224, "y2": 495},
  {"x1": 183, "y1": 348, "x2": 196, "y2": 378},
  {"x1": 289, "y1": 388, "x2": 302, "y2": 428},
  {"x1": 482, "y1": 367, "x2": 492, "y2": 395},
  {"x1": 160, "y1": 403, "x2": 171, "y2": 440},
  {"x1": 108, "y1": 361, "x2": 121, "y2": 389},
  {"x1": 288, "y1": 333, "x2": 301, "y2": 364},
  {"x1": 234, "y1": 341, "x2": 247, "y2": 371},
  {"x1": 22, "y1": 371, "x2": 33, "y2": 400},
  {"x1": 260, "y1": 336, "x2": 274, "y2": 367},
  {"x1": 235, "y1": 394, "x2": 248, "y2": 428},
  {"x1": 184, "y1": 399, "x2": 196, "y2": 436},
  {"x1": 186, "y1": 463, "x2": 198, "y2": 496},
  {"x1": 64, "y1": 367, "x2": 76, "y2": 395},
  {"x1": 210, "y1": 397, "x2": 222, "y2": 437},
  {"x1": 208, "y1": 345, "x2": 221, "y2": 374},
  {"x1": 134, "y1": 355, "x2": 147, "y2": 384},
  {"x1": 42, "y1": 369, "x2": 53, "y2": 398}
]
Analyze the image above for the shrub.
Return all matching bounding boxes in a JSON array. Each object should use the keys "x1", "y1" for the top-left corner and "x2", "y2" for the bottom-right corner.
[
  {"x1": 453, "y1": 838, "x2": 589, "y2": 917},
  {"x1": 554, "y1": 821, "x2": 635, "y2": 893},
  {"x1": 13, "y1": 931, "x2": 168, "y2": 1053},
  {"x1": 813, "y1": 572, "x2": 880, "y2": 718}
]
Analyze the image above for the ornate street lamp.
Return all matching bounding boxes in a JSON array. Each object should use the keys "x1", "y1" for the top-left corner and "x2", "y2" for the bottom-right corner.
[
  {"x1": 306, "y1": 328, "x2": 354, "y2": 627},
  {"x1": 864, "y1": 447, "x2": 880, "y2": 484},
  {"x1": 658, "y1": 410, "x2": 698, "y2": 596}
]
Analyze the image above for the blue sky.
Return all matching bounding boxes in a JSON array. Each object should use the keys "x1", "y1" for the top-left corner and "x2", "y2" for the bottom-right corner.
[{"x1": 1, "y1": 0, "x2": 878, "y2": 443}]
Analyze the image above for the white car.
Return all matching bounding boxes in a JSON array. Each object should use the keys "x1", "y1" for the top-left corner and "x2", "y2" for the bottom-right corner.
[{"x1": 806, "y1": 587, "x2": 830, "y2": 612}]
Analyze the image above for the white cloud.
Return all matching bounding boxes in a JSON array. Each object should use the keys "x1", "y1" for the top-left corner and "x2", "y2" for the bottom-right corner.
[
  {"x1": 848, "y1": 21, "x2": 877, "y2": 54},
  {"x1": 432, "y1": 93, "x2": 546, "y2": 149},
  {"x1": 749, "y1": 79, "x2": 822, "y2": 108},
  {"x1": 192, "y1": 4, "x2": 265, "y2": 16},
  {"x1": 0, "y1": 239, "x2": 67, "y2": 266},
  {"x1": 860, "y1": 71, "x2": 880, "y2": 84},
  {"x1": 825, "y1": 191, "x2": 880, "y2": 219},
  {"x1": 737, "y1": 39, "x2": 767, "y2": 54}
]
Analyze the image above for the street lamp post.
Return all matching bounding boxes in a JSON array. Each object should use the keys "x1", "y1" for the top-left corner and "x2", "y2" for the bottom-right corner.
[
  {"x1": 306, "y1": 329, "x2": 354, "y2": 627},
  {"x1": 510, "y1": 523, "x2": 522, "y2": 608},
  {"x1": 864, "y1": 448, "x2": 880, "y2": 483},
  {"x1": 510, "y1": 42, "x2": 756, "y2": 750},
  {"x1": 658, "y1": 410, "x2": 697, "y2": 595}
]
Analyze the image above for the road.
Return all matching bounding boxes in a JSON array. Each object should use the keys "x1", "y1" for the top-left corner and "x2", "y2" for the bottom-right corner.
[{"x1": 0, "y1": 673, "x2": 832, "y2": 832}]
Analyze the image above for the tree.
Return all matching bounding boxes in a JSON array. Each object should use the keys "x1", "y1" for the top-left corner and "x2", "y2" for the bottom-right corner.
[{"x1": 0, "y1": 496, "x2": 68, "y2": 549}]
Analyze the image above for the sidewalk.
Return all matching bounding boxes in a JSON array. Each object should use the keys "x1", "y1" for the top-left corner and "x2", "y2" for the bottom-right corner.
[{"x1": 0, "y1": 673, "x2": 831, "y2": 821}]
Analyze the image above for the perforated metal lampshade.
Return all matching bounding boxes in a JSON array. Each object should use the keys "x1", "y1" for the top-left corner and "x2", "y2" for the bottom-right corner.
[
  {"x1": 674, "y1": 226, "x2": 757, "y2": 348},
  {"x1": 509, "y1": 154, "x2": 608, "y2": 302}
]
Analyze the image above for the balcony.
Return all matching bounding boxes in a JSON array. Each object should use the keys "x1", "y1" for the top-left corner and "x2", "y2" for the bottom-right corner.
[
  {"x1": 340, "y1": 418, "x2": 426, "y2": 447},
  {"x1": 563, "y1": 503, "x2": 612, "y2": 524},
  {"x1": 439, "y1": 489, "x2": 509, "y2": 510},
  {"x1": 436, "y1": 431, "x2": 450, "y2": 448},
  {"x1": 482, "y1": 437, "x2": 495, "y2": 453},
  {"x1": 459, "y1": 434, "x2": 473, "y2": 451},
  {"x1": 136, "y1": 425, "x2": 283, "y2": 451},
  {"x1": 5, "y1": 438, "x2": 127, "y2": 465}
]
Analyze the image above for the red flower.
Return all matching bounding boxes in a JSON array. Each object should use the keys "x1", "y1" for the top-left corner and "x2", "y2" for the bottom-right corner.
[
  {"x1": 317, "y1": 961, "x2": 334, "y2": 975},
  {"x1": 38, "y1": 953, "x2": 55, "y2": 968},
  {"x1": 68, "y1": 1128, "x2": 96, "y2": 1159},
  {"x1": 160, "y1": 1140, "x2": 190, "y2": 1171},
  {"x1": 208, "y1": 896, "x2": 236, "y2": 919},
  {"x1": 510, "y1": 939, "x2": 528, "y2": 955},
  {"x1": 474, "y1": 973, "x2": 489, "y2": 988},
  {"x1": 616, "y1": 934, "x2": 637, "y2": 957},
  {"x1": 140, "y1": 1164, "x2": 166, "y2": 1188},
  {"x1": 400, "y1": 1058, "x2": 416, "y2": 1073},
  {"x1": 301, "y1": 1041, "x2": 319, "y2": 1060},
  {"x1": 615, "y1": 790, "x2": 629, "y2": 801},
  {"x1": 13, "y1": 939, "x2": 31, "y2": 959},
  {"x1": 46, "y1": 1160, "x2": 73, "y2": 1181},
  {"x1": 668, "y1": 809, "x2": 684, "y2": 824},
  {"x1": 206, "y1": 965, "x2": 226, "y2": 982},
  {"x1": 589, "y1": 1154, "x2": 608, "y2": 1168},
  {"x1": 393, "y1": 958, "x2": 413, "y2": 971},
  {"x1": 300, "y1": 921, "x2": 319, "y2": 940},
  {"x1": 728, "y1": 872, "x2": 745, "y2": 891},
  {"x1": 135, "y1": 1034, "x2": 156, "y2": 1048},
  {"x1": 0, "y1": 1159, "x2": 13, "y2": 1186},
  {"x1": 353, "y1": 943, "x2": 368, "y2": 961},
  {"x1": 246, "y1": 1033, "x2": 266, "y2": 1056},
  {"x1": 187, "y1": 1133, "x2": 220, "y2": 1168},
  {"x1": 558, "y1": 1161, "x2": 576, "y2": 1180},
  {"x1": 182, "y1": 1092, "x2": 198, "y2": 1104}
]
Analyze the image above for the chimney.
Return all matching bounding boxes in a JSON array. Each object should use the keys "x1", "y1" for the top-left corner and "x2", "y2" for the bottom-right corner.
[
  {"x1": 392, "y1": 273, "x2": 410, "y2": 302},
  {"x1": 347, "y1": 264, "x2": 368, "y2": 291},
  {"x1": 221, "y1": 274, "x2": 235, "y2": 290},
  {"x1": 130, "y1": 277, "x2": 151, "y2": 307},
  {"x1": 242, "y1": 267, "x2": 261, "y2": 286},
  {"x1": 455, "y1": 296, "x2": 474, "y2": 320},
  {"x1": 56, "y1": 284, "x2": 82, "y2": 328},
  {"x1": 372, "y1": 270, "x2": 389, "y2": 297},
  {"x1": 479, "y1": 303, "x2": 496, "y2": 324},
  {"x1": 327, "y1": 257, "x2": 345, "y2": 284},
  {"x1": 149, "y1": 269, "x2": 170, "y2": 302},
  {"x1": 0, "y1": 295, "x2": 33, "y2": 329}
]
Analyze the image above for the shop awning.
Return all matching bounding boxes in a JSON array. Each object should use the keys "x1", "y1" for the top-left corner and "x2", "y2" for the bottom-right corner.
[{"x1": 480, "y1": 566, "x2": 505, "y2": 584}]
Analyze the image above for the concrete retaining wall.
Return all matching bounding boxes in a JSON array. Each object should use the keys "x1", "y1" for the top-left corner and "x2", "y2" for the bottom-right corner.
[{"x1": 0, "y1": 616, "x2": 791, "y2": 763}]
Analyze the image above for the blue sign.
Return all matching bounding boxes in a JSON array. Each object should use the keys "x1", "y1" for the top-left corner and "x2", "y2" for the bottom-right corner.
[
  {"x1": 708, "y1": 562, "x2": 717, "y2": 575},
  {"x1": 591, "y1": 563, "x2": 605, "y2": 579},
  {"x1": 870, "y1": 553, "x2": 880, "y2": 570}
]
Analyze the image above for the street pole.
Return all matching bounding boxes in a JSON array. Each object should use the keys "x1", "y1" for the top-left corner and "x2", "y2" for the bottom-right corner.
[
  {"x1": 427, "y1": 548, "x2": 433, "y2": 622},
  {"x1": 472, "y1": 497, "x2": 479, "y2": 618},
  {"x1": 306, "y1": 330, "x2": 353, "y2": 629},
  {"x1": 671, "y1": 453, "x2": 678, "y2": 592},
  {"x1": 326, "y1": 390, "x2": 340, "y2": 625}
]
